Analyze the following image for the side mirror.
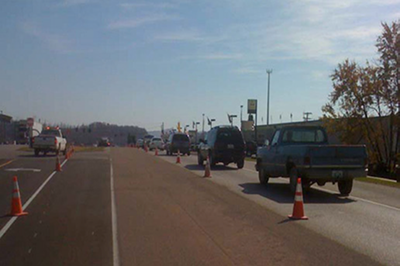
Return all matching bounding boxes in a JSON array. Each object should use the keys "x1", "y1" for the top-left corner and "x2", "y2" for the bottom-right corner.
[{"x1": 264, "y1": 140, "x2": 270, "y2": 146}]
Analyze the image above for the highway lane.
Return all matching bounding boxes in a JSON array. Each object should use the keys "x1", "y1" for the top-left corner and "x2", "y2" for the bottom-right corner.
[
  {"x1": 0, "y1": 149, "x2": 61, "y2": 229},
  {"x1": 0, "y1": 149, "x2": 112, "y2": 266},
  {"x1": 112, "y1": 147, "x2": 378, "y2": 265},
  {"x1": 153, "y1": 149, "x2": 400, "y2": 266}
]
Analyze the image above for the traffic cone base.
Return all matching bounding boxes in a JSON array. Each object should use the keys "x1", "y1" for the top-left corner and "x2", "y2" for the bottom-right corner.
[
  {"x1": 9, "y1": 176, "x2": 28, "y2": 216},
  {"x1": 288, "y1": 177, "x2": 308, "y2": 220},
  {"x1": 56, "y1": 156, "x2": 62, "y2": 172}
]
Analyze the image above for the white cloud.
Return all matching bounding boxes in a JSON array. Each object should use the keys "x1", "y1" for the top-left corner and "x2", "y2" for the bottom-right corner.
[
  {"x1": 181, "y1": 53, "x2": 243, "y2": 61},
  {"x1": 232, "y1": 67, "x2": 261, "y2": 74},
  {"x1": 107, "y1": 14, "x2": 179, "y2": 30},
  {"x1": 154, "y1": 30, "x2": 206, "y2": 42},
  {"x1": 120, "y1": 3, "x2": 177, "y2": 10},
  {"x1": 56, "y1": 0, "x2": 94, "y2": 7},
  {"x1": 21, "y1": 22, "x2": 72, "y2": 53}
]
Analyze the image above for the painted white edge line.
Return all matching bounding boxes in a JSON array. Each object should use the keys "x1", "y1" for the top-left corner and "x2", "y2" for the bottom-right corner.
[
  {"x1": 110, "y1": 158, "x2": 120, "y2": 266},
  {"x1": 0, "y1": 159, "x2": 68, "y2": 240},
  {"x1": 243, "y1": 167, "x2": 400, "y2": 212}
]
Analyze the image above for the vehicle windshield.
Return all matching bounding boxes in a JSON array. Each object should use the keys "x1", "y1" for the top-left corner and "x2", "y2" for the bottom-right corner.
[
  {"x1": 152, "y1": 138, "x2": 161, "y2": 141},
  {"x1": 217, "y1": 129, "x2": 243, "y2": 142},
  {"x1": 40, "y1": 130, "x2": 60, "y2": 136},
  {"x1": 173, "y1": 134, "x2": 189, "y2": 141},
  {"x1": 281, "y1": 128, "x2": 326, "y2": 144}
]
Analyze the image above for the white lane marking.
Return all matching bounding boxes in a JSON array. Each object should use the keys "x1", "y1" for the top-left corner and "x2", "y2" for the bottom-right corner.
[
  {"x1": 315, "y1": 186, "x2": 400, "y2": 212},
  {"x1": 0, "y1": 159, "x2": 68, "y2": 240},
  {"x1": 28, "y1": 248, "x2": 32, "y2": 254},
  {"x1": 5, "y1": 168, "x2": 41, "y2": 172},
  {"x1": 34, "y1": 233, "x2": 37, "y2": 238},
  {"x1": 172, "y1": 158, "x2": 400, "y2": 213},
  {"x1": 110, "y1": 158, "x2": 120, "y2": 266}
]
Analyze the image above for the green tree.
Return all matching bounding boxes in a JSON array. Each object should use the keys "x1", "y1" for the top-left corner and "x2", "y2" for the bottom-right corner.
[{"x1": 323, "y1": 21, "x2": 400, "y2": 172}]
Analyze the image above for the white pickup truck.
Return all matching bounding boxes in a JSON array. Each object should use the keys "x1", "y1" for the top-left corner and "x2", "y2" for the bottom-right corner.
[{"x1": 33, "y1": 128, "x2": 67, "y2": 156}]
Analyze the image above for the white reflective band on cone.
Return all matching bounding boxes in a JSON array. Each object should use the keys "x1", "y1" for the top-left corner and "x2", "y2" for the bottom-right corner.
[
  {"x1": 295, "y1": 195, "x2": 303, "y2": 202},
  {"x1": 296, "y1": 183, "x2": 302, "y2": 193}
]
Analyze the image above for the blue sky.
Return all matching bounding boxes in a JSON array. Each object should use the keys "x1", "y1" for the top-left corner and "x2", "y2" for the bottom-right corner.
[{"x1": 1, "y1": 0, "x2": 399, "y2": 131}]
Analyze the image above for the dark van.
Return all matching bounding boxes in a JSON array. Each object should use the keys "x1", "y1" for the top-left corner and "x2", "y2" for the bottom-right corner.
[
  {"x1": 197, "y1": 126, "x2": 245, "y2": 169},
  {"x1": 165, "y1": 133, "x2": 191, "y2": 156}
]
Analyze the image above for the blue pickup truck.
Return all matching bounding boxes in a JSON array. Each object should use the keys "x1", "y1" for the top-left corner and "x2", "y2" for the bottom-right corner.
[{"x1": 255, "y1": 126, "x2": 367, "y2": 195}]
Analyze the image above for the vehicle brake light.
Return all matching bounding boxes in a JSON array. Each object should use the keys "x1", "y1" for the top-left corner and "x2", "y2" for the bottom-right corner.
[
  {"x1": 54, "y1": 138, "x2": 58, "y2": 145},
  {"x1": 32, "y1": 138, "x2": 35, "y2": 143},
  {"x1": 304, "y1": 156, "x2": 311, "y2": 165}
]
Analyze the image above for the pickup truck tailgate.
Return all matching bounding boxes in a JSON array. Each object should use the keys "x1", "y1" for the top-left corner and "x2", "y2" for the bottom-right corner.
[
  {"x1": 34, "y1": 136, "x2": 56, "y2": 146},
  {"x1": 308, "y1": 145, "x2": 367, "y2": 168}
]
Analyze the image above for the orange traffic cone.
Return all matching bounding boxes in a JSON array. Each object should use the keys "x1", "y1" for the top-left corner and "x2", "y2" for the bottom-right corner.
[
  {"x1": 155, "y1": 147, "x2": 159, "y2": 156},
  {"x1": 9, "y1": 176, "x2": 28, "y2": 216},
  {"x1": 204, "y1": 156, "x2": 211, "y2": 178},
  {"x1": 56, "y1": 156, "x2": 62, "y2": 172},
  {"x1": 176, "y1": 150, "x2": 181, "y2": 164},
  {"x1": 288, "y1": 178, "x2": 308, "y2": 220}
]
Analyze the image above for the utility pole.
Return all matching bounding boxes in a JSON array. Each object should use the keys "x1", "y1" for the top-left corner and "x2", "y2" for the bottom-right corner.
[{"x1": 266, "y1": 69, "x2": 273, "y2": 125}]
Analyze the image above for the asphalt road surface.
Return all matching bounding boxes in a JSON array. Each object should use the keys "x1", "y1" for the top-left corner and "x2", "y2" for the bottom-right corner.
[{"x1": 0, "y1": 145, "x2": 398, "y2": 265}]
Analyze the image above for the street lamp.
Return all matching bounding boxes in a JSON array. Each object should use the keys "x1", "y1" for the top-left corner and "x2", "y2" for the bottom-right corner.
[
  {"x1": 240, "y1": 105, "x2": 243, "y2": 130},
  {"x1": 202, "y1": 114, "x2": 205, "y2": 133},
  {"x1": 207, "y1": 117, "x2": 215, "y2": 129},
  {"x1": 266, "y1": 69, "x2": 273, "y2": 125},
  {"x1": 195, "y1": 122, "x2": 200, "y2": 143},
  {"x1": 228, "y1": 114, "x2": 237, "y2": 126}
]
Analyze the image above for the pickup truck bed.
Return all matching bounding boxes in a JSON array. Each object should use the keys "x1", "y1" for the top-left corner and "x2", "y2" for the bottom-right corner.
[{"x1": 256, "y1": 126, "x2": 367, "y2": 195}]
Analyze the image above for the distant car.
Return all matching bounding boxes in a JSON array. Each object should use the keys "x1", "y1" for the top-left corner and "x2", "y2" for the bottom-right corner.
[
  {"x1": 165, "y1": 133, "x2": 191, "y2": 155},
  {"x1": 33, "y1": 127, "x2": 68, "y2": 156},
  {"x1": 143, "y1": 134, "x2": 154, "y2": 147},
  {"x1": 245, "y1": 141, "x2": 257, "y2": 156},
  {"x1": 136, "y1": 139, "x2": 144, "y2": 148},
  {"x1": 98, "y1": 137, "x2": 111, "y2": 147},
  {"x1": 198, "y1": 125, "x2": 245, "y2": 169},
  {"x1": 149, "y1": 137, "x2": 164, "y2": 150}
]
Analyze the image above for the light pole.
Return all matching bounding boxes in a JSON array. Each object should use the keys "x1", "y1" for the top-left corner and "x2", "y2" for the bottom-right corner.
[
  {"x1": 266, "y1": 69, "x2": 273, "y2": 125},
  {"x1": 202, "y1": 114, "x2": 205, "y2": 134},
  {"x1": 240, "y1": 105, "x2": 243, "y2": 130},
  {"x1": 228, "y1": 114, "x2": 237, "y2": 127},
  {"x1": 195, "y1": 122, "x2": 200, "y2": 143}
]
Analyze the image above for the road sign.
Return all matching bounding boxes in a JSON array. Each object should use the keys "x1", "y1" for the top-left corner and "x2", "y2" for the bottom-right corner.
[{"x1": 248, "y1": 99, "x2": 257, "y2": 114}]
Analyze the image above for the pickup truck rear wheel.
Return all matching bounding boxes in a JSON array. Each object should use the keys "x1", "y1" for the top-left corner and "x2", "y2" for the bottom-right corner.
[
  {"x1": 338, "y1": 179, "x2": 353, "y2": 195},
  {"x1": 197, "y1": 153, "x2": 204, "y2": 166},
  {"x1": 237, "y1": 159, "x2": 244, "y2": 169},
  {"x1": 209, "y1": 152, "x2": 216, "y2": 167},
  {"x1": 289, "y1": 168, "x2": 298, "y2": 193},
  {"x1": 34, "y1": 149, "x2": 40, "y2": 156},
  {"x1": 258, "y1": 168, "x2": 269, "y2": 185}
]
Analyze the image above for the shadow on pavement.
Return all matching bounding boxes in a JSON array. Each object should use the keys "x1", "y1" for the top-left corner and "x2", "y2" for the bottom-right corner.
[
  {"x1": 185, "y1": 164, "x2": 238, "y2": 171},
  {"x1": 18, "y1": 154, "x2": 57, "y2": 158},
  {"x1": 239, "y1": 182, "x2": 355, "y2": 204}
]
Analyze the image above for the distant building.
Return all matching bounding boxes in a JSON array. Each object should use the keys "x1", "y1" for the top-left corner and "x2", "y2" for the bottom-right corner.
[
  {"x1": 0, "y1": 113, "x2": 12, "y2": 143},
  {"x1": 243, "y1": 119, "x2": 341, "y2": 145}
]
